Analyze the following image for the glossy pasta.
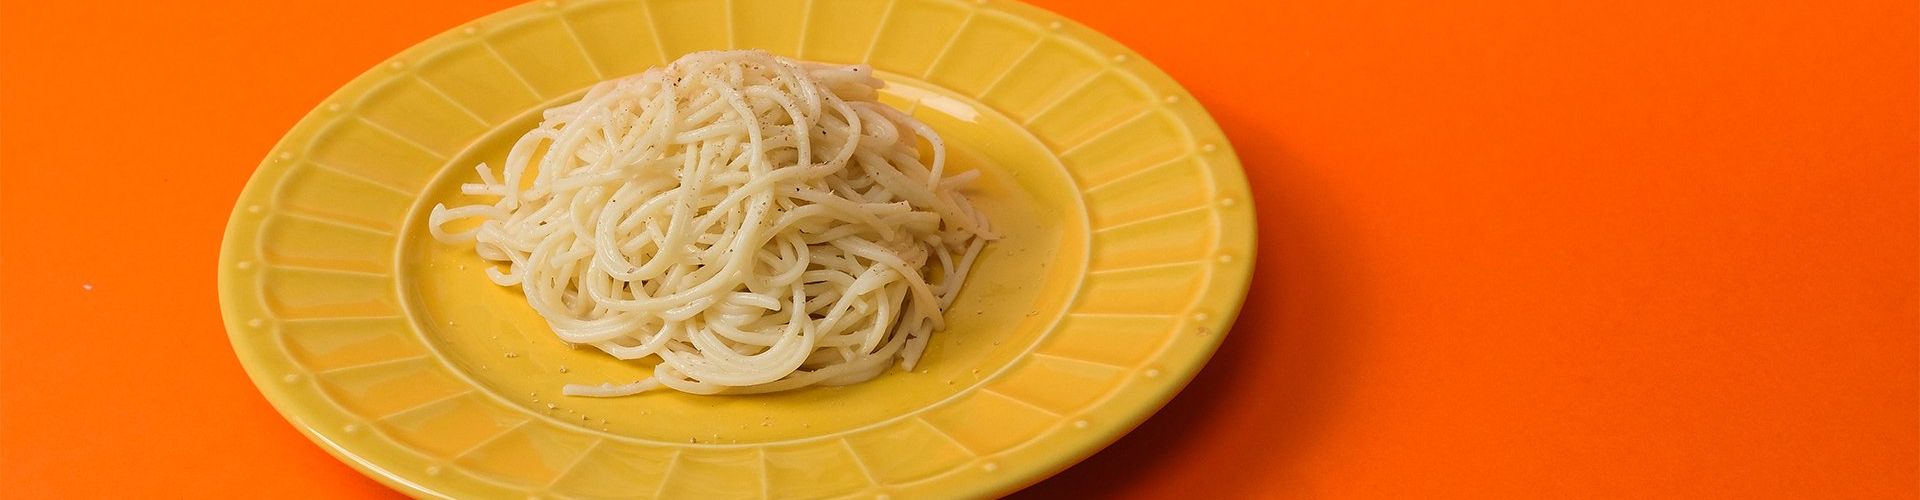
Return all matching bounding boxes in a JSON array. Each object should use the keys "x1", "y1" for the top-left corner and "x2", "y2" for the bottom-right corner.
[{"x1": 428, "y1": 50, "x2": 993, "y2": 396}]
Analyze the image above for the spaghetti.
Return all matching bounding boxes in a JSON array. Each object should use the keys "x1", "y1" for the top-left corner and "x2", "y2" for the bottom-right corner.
[{"x1": 428, "y1": 50, "x2": 994, "y2": 396}]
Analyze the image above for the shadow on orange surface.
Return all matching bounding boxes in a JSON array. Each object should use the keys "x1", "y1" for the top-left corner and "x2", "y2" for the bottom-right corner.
[{"x1": 1016, "y1": 104, "x2": 1365, "y2": 498}]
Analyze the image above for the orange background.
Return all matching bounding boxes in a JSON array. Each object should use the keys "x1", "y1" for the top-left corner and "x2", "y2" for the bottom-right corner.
[{"x1": 2, "y1": 0, "x2": 1915, "y2": 497}]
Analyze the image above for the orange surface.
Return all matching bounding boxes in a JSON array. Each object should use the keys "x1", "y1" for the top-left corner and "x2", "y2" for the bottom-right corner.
[{"x1": 1, "y1": 0, "x2": 1915, "y2": 497}]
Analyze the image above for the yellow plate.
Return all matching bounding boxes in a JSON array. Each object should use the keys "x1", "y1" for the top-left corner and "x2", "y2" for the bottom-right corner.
[{"x1": 219, "y1": 0, "x2": 1255, "y2": 497}]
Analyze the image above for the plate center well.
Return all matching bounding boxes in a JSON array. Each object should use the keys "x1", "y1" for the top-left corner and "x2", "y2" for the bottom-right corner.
[{"x1": 395, "y1": 75, "x2": 1091, "y2": 445}]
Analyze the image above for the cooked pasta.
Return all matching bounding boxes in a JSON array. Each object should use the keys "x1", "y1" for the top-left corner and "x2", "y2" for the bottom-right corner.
[{"x1": 428, "y1": 50, "x2": 994, "y2": 396}]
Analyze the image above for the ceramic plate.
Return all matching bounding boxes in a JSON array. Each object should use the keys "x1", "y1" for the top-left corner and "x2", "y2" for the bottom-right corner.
[{"x1": 219, "y1": 0, "x2": 1254, "y2": 497}]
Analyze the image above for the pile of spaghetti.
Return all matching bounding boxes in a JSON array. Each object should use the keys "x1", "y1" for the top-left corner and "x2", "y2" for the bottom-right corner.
[{"x1": 428, "y1": 50, "x2": 994, "y2": 396}]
